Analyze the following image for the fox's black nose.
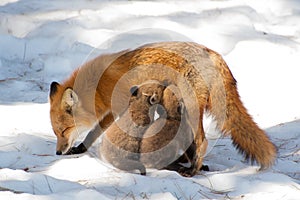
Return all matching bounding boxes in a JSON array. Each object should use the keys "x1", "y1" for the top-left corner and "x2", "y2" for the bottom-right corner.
[{"x1": 56, "y1": 151, "x2": 62, "y2": 155}]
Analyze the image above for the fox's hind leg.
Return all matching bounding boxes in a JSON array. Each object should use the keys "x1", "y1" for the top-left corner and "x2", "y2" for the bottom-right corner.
[{"x1": 180, "y1": 107, "x2": 208, "y2": 176}]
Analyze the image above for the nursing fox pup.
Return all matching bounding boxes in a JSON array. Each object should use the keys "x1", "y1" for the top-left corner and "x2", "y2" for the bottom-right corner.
[
  {"x1": 49, "y1": 41, "x2": 276, "y2": 176},
  {"x1": 139, "y1": 84, "x2": 198, "y2": 171},
  {"x1": 100, "y1": 81, "x2": 165, "y2": 175},
  {"x1": 100, "y1": 82, "x2": 200, "y2": 175}
]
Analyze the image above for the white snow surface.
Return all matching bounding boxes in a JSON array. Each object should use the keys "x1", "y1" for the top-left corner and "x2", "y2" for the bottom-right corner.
[{"x1": 0, "y1": 0, "x2": 299, "y2": 199}]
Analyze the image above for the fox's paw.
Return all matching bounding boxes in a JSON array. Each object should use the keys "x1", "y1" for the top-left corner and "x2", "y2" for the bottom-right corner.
[
  {"x1": 200, "y1": 164, "x2": 209, "y2": 171},
  {"x1": 66, "y1": 143, "x2": 87, "y2": 155},
  {"x1": 178, "y1": 164, "x2": 209, "y2": 177},
  {"x1": 178, "y1": 167, "x2": 196, "y2": 177}
]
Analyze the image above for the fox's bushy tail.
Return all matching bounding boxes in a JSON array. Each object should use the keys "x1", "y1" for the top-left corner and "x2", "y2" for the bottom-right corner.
[{"x1": 208, "y1": 59, "x2": 277, "y2": 169}]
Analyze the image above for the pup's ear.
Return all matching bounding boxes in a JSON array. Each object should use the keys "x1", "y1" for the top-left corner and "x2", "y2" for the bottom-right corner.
[
  {"x1": 49, "y1": 81, "x2": 60, "y2": 100},
  {"x1": 61, "y1": 88, "x2": 79, "y2": 114},
  {"x1": 130, "y1": 86, "x2": 139, "y2": 96}
]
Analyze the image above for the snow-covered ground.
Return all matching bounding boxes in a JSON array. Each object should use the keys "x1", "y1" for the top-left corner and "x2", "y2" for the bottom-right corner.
[{"x1": 0, "y1": 0, "x2": 299, "y2": 199}]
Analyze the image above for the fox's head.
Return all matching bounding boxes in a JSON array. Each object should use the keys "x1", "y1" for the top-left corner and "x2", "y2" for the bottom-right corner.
[{"x1": 49, "y1": 81, "x2": 96, "y2": 155}]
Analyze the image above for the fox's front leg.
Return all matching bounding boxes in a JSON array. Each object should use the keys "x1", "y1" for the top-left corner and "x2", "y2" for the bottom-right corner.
[{"x1": 67, "y1": 112, "x2": 114, "y2": 154}]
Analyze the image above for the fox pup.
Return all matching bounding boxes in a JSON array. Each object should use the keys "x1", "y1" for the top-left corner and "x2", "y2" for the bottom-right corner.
[
  {"x1": 100, "y1": 81, "x2": 165, "y2": 175},
  {"x1": 50, "y1": 41, "x2": 276, "y2": 176},
  {"x1": 139, "y1": 84, "x2": 205, "y2": 172}
]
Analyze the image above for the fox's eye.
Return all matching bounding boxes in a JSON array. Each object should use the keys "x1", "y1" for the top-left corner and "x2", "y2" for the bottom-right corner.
[
  {"x1": 146, "y1": 93, "x2": 159, "y2": 105},
  {"x1": 61, "y1": 127, "x2": 71, "y2": 137},
  {"x1": 147, "y1": 95, "x2": 157, "y2": 105},
  {"x1": 147, "y1": 96, "x2": 152, "y2": 105}
]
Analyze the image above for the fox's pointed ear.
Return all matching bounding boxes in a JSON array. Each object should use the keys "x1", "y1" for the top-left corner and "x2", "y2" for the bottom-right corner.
[
  {"x1": 130, "y1": 86, "x2": 139, "y2": 96},
  {"x1": 61, "y1": 88, "x2": 79, "y2": 114},
  {"x1": 50, "y1": 82, "x2": 60, "y2": 101}
]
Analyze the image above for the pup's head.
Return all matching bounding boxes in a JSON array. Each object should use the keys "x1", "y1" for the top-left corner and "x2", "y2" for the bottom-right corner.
[
  {"x1": 128, "y1": 80, "x2": 166, "y2": 126},
  {"x1": 49, "y1": 82, "x2": 96, "y2": 155}
]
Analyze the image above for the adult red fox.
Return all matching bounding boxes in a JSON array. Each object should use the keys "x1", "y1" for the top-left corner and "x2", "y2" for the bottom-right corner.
[{"x1": 49, "y1": 41, "x2": 276, "y2": 176}]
